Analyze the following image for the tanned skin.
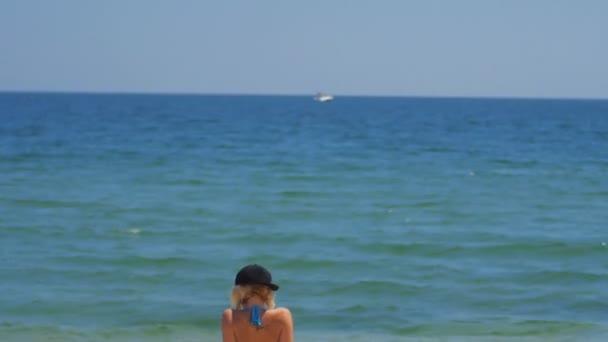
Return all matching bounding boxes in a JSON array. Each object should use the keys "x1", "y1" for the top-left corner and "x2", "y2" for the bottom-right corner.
[{"x1": 222, "y1": 296, "x2": 294, "y2": 342}]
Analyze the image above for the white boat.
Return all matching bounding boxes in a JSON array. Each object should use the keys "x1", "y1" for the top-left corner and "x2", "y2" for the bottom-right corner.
[{"x1": 314, "y1": 92, "x2": 334, "y2": 102}]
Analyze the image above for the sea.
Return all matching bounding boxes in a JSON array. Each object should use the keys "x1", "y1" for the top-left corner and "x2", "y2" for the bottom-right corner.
[{"x1": 0, "y1": 92, "x2": 607, "y2": 341}]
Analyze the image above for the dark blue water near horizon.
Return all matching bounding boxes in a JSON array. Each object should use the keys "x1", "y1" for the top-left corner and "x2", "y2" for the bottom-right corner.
[{"x1": 1, "y1": 92, "x2": 607, "y2": 341}]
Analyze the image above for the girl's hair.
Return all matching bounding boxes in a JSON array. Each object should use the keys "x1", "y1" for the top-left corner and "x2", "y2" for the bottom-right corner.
[{"x1": 230, "y1": 284, "x2": 276, "y2": 309}]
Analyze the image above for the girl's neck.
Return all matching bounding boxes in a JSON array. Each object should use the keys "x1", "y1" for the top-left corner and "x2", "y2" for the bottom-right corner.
[{"x1": 242, "y1": 296, "x2": 266, "y2": 308}]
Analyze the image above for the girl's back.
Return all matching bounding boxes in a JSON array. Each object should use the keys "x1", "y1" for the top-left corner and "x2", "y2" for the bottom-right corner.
[{"x1": 222, "y1": 307, "x2": 293, "y2": 342}]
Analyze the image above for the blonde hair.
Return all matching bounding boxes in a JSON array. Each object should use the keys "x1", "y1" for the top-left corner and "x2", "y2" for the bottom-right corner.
[{"x1": 230, "y1": 284, "x2": 276, "y2": 309}]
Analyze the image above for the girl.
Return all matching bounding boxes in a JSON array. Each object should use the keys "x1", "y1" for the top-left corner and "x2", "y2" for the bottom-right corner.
[{"x1": 222, "y1": 264, "x2": 294, "y2": 342}]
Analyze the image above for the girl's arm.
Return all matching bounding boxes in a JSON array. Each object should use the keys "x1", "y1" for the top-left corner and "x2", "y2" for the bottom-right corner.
[{"x1": 222, "y1": 309, "x2": 236, "y2": 342}]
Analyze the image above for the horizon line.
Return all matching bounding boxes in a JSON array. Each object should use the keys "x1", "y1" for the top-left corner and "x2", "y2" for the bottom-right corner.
[{"x1": 1, "y1": 89, "x2": 607, "y2": 102}]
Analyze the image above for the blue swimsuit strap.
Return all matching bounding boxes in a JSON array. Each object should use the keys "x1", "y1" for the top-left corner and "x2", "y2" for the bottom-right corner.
[{"x1": 248, "y1": 305, "x2": 263, "y2": 328}]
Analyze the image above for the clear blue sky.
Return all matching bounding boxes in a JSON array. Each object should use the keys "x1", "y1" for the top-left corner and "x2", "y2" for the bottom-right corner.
[{"x1": 1, "y1": 0, "x2": 607, "y2": 98}]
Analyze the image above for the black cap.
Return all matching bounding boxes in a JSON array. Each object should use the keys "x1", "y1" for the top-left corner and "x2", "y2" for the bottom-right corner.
[{"x1": 234, "y1": 264, "x2": 279, "y2": 291}]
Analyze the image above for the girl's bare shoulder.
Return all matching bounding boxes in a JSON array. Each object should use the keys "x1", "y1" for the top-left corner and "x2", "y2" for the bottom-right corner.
[
  {"x1": 222, "y1": 308, "x2": 234, "y2": 323},
  {"x1": 265, "y1": 307, "x2": 293, "y2": 324}
]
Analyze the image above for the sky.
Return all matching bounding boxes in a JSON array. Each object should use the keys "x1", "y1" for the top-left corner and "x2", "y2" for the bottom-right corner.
[{"x1": 1, "y1": 0, "x2": 607, "y2": 99}]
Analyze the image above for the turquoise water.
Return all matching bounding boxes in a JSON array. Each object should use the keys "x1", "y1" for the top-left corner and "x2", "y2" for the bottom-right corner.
[{"x1": 1, "y1": 92, "x2": 607, "y2": 341}]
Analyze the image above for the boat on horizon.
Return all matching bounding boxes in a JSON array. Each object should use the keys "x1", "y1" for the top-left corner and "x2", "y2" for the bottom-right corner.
[{"x1": 314, "y1": 92, "x2": 334, "y2": 102}]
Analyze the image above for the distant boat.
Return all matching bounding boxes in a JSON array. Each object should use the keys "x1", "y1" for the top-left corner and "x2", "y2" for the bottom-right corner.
[{"x1": 314, "y1": 92, "x2": 334, "y2": 102}]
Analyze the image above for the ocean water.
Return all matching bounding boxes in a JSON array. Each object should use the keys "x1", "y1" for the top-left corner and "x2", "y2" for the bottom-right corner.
[{"x1": 0, "y1": 92, "x2": 607, "y2": 341}]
